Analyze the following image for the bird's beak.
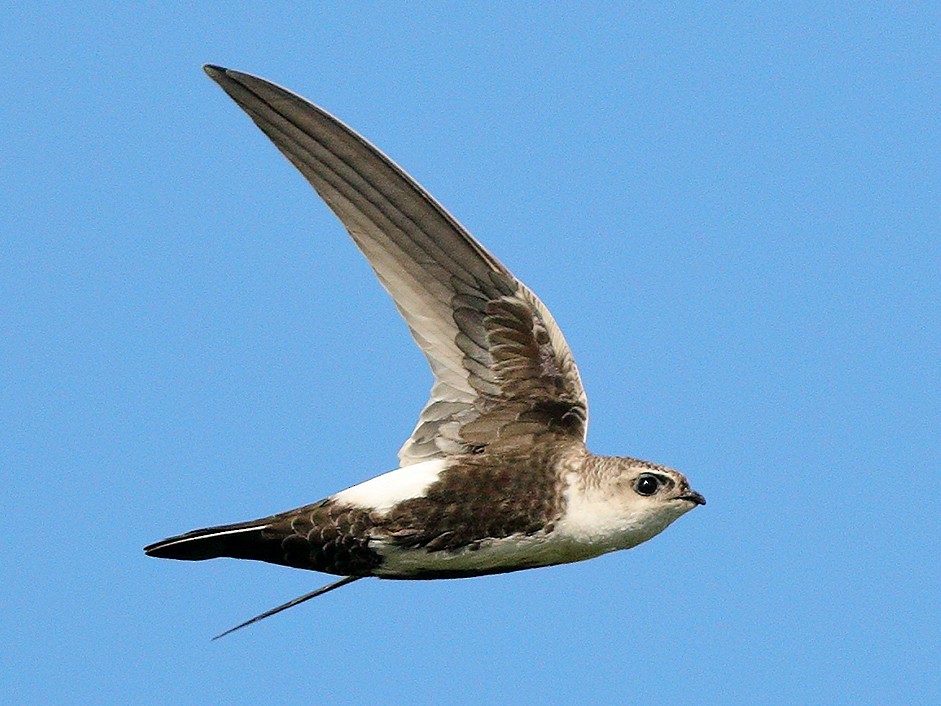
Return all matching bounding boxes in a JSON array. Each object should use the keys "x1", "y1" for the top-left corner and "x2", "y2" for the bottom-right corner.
[{"x1": 679, "y1": 490, "x2": 706, "y2": 506}]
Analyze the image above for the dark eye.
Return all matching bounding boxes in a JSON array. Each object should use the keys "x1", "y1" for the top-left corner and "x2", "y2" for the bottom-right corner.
[{"x1": 635, "y1": 474, "x2": 661, "y2": 496}]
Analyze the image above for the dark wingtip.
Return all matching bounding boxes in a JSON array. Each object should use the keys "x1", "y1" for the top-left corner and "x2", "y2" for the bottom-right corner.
[
  {"x1": 143, "y1": 538, "x2": 178, "y2": 558},
  {"x1": 143, "y1": 521, "x2": 276, "y2": 562},
  {"x1": 143, "y1": 530, "x2": 218, "y2": 560},
  {"x1": 203, "y1": 64, "x2": 226, "y2": 78}
]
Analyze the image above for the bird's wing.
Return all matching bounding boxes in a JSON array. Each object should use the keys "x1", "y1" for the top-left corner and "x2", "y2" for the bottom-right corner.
[{"x1": 204, "y1": 66, "x2": 588, "y2": 465}]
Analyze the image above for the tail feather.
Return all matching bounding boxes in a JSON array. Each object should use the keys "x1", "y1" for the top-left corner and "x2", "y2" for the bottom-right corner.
[
  {"x1": 146, "y1": 514, "x2": 366, "y2": 639},
  {"x1": 144, "y1": 519, "x2": 278, "y2": 562}
]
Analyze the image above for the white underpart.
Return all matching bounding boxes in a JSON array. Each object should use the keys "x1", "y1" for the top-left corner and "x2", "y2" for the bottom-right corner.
[
  {"x1": 330, "y1": 458, "x2": 449, "y2": 516},
  {"x1": 372, "y1": 532, "x2": 604, "y2": 577}
]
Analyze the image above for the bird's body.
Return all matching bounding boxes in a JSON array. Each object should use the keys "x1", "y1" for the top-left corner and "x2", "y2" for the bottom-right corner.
[
  {"x1": 145, "y1": 65, "x2": 704, "y2": 635},
  {"x1": 148, "y1": 446, "x2": 701, "y2": 580}
]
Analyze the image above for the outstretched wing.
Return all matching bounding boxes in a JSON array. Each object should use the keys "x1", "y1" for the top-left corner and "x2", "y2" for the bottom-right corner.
[{"x1": 205, "y1": 66, "x2": 588, "y2": 465}]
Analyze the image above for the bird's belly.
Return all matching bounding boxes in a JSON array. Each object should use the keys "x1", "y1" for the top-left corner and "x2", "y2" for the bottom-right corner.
[{"x1": 370, "y1": 532, "x2": 607, "y2": 579}]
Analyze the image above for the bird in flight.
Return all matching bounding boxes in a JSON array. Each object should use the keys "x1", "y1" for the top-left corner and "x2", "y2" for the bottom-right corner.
[{"x1": 145, "y1": 65, "x2": 705, "y2": 639}]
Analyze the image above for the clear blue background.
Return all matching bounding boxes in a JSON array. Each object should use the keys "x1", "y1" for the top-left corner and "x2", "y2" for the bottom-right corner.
[{"x1": 3, "y1": 4, "x2": 938, "y2": 704}]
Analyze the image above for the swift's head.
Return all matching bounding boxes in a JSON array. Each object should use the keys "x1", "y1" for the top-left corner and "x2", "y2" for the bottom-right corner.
[
  {"x1": 557, "y1": 456, "x2": 705, "y2": 551},
  {"x1": 612, "y1": 459, "x2": 704, "y2": 539},
  {"x1": 626, "y1": 462, "x2": 705, "y2": 509}
]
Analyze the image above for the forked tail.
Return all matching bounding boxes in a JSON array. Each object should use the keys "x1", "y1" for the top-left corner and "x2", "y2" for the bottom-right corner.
[{"x1": 145, "y1": 518, "x2": 365, "y2": 639}]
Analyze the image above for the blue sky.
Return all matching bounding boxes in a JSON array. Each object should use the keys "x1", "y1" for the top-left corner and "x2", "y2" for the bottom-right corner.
[{"x1": 3, "y1": 4, "x2": 938, "y2": 704}]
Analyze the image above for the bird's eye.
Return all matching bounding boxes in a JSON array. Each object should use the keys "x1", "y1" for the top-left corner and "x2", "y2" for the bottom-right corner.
[{"x1": 635, "y1": 474, "x2": 661, "y2": 496}]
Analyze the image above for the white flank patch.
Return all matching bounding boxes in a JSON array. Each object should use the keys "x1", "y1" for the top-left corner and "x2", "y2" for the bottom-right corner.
[{"x1": 331, "y1": 458, "x2": 448, "y2": 515}]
